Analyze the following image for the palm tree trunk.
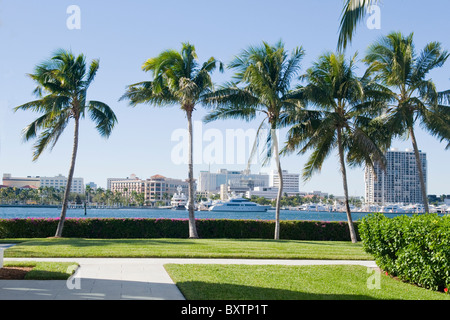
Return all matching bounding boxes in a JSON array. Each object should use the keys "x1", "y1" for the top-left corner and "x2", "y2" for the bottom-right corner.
[
  {"x1": 55, "y1": 117, "x2": 79, "y2": 237},
  {"x1": 337, "y1": 127, "x2": 357, "y2": 243},
  {"x1": 409, "y1": 127, "x2": 429, "y2": 213},
  {"x1": 186, "y1": 108, "x2": 199, "y2": 239},
  {"x1": 272, "y1": 129, "x2": 283, "y2": 240}
]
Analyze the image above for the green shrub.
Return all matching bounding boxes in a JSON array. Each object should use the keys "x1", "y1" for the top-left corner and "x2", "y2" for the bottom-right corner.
[
  {"x1": 359, "y1": 213, "x2": 450, "y2": 292},
  {"x1": 0, "y1": 218, "x2": 359, "y2": 241}
]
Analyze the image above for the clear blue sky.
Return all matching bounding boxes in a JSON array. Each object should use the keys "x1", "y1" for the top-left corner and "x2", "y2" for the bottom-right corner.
[{"x1": 0, "y1": 0, "x2": 449, "y2": 196}]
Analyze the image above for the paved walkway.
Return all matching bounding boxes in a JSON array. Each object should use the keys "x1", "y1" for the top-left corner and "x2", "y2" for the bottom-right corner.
[{"x1": 0, "y1": 257, "x2": 377, "y2": 300}]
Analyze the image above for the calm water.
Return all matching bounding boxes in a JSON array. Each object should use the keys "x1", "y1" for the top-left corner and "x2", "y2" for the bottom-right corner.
[{"x1": 0, "y1": 206, "x2": 413, "y2": 221}]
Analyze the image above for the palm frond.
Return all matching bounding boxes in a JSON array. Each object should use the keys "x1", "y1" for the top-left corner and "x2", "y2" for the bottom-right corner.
[
  {"x1": 88, "y1": 100, "x2": 118, "y2": 137},
  {"x1": 338, "y1": 0, "x2": 377, "y2": 51}
]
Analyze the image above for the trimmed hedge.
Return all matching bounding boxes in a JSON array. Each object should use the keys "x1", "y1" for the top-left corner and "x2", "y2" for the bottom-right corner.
[
  {"x1": 0, "y1": 218, "x2": 360, "y2": 241},
  {"x1": 359, "y1": 213, "x2": 450, "y2": 292}
]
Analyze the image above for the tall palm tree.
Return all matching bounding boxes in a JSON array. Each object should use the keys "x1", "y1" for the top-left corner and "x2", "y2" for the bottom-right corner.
[
  {"x1": 364, "y1": 32, "x2": 450, "y2": 213},
  {"x1": 14, "y1": 49, "x2": 117, "y2": 237},
  {"x1": 284, "y1": 52, "x2": 388, "y2": 243},
  {"x1": 338, "y1": 0, "x2": 378, "y2": 50},
  {"x1": 120, "y1": 43, "x2": 223, "y2": 239},
  {"x1": 204, "y1": 41, "x2": 305, "y2": 240}
]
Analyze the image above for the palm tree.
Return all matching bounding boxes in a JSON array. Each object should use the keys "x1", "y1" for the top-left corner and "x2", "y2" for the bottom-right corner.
[
  {"x1": 14, "y1": 49, "x2": 117, "y2": 237},
  {"x1": 120, "y1": 43, "x2": 223, "y2": 239},
  {"x1": 364, "y1": 32, "x2": 450, "y2": 213},
  {"x1": 204, "y1": 41, "x2": 305, "y2": 240},
  {"x1": 284, "y1": 52, "x2": 388, "y2": 243},
  {"x1": 338, "y1": 0, "x2": 378, "y2": 50}
]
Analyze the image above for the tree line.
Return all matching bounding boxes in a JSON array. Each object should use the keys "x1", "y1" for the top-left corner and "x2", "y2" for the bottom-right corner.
[{"x1": 14, "y1": 17, "x2": 450, "y2": 241}]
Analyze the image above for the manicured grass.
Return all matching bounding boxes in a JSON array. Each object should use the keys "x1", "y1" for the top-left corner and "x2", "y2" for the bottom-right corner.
[
  {"x1": 3, "y1": 261, "x2": 78, "y2": 280},
  {"x1": 2, "y1": 238, "x2": 372, "y2": 260},
  {"x1": 165, "y1": 264, "x2": 450, "y2": 300}
]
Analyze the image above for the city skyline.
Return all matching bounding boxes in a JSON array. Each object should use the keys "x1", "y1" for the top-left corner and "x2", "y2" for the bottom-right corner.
[{"x1": 1, "y1": 1, "x2": 449, "y2": 197}]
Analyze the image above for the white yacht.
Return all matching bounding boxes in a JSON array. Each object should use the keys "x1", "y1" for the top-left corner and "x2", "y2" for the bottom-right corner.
[
  {"x1": 171, "y1": 186, "x2": 187, "y2": 210},
  {"x1": 381, "y1": 204, "x2": 406, "y2": 213},
  {"x1": 209, "y1": 197, "x2": 271, "y2": 212},
  {"x1": 304, "y1": 203, "x2": 328, "y2": 212}
]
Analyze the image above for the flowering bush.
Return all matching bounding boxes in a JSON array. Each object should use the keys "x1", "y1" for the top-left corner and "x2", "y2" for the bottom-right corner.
[
  {"x1": 359, "y1": 213, "x2": 450, "y2": 292},
  {"x1": 0, "y1": 218, "x2": 358, "y2": 241}
]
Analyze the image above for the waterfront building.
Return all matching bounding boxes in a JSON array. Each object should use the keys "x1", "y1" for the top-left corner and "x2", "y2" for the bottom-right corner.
[
  {"x1": 269, "y1": 170, "x2": 300, "y2": 193},
  {"x1": 2, "y1": 173, "x2": 84, "y2": 193},
  {"x1": 245, "y1": 187, "x2": 301, "y2": 200},
  {"x1": 365, "y1": 148, "x2": 427, "y2": 205},
  {"x1": 109, "y1": 174, "x2": 189, "y2": 206},
  {"x1": 2, "y1": 173, "x2": 40, "y2": 188},
  {"x1": 197, "y1": 169, "x2": 269, "y2": 193},
  {"x1": 40, "y1": 174, "x2": 85, "y2": 194},
  {"x1": 86, "y1": 182, "x2": 97, "y2": 191}
]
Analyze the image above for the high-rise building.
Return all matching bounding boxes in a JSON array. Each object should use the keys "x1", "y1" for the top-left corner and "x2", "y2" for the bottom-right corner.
[{"x1": 365, "y1": 148, "x2": 427, "y2": 205}]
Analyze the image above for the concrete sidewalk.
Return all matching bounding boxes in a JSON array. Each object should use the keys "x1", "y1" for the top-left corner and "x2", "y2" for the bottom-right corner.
[{"x1": 0, "y1": 257, "x2": 377, "y2": 300}]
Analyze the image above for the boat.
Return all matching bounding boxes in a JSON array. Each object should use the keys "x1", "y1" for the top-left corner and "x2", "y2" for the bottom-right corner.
[
  {"x1": 380, "y1": 204, "x2": 406, "y2": 213},
  {"x1": 209, "y1": 197, "x2": 271, "y2": 212},
  {"x1": 304, "y1": 203, "x2": 329, "y2": 212},
  {"x1": 171, "y1": 186, "x2": 187, "y2": 210},
  {"x1": 197, "y1": 199, "x2": 214, "y2": 211}
]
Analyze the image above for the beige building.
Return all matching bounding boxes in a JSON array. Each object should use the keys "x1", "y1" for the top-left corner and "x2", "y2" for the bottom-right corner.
[
  {"x1": 2, "y1": 173, "x2": 84, "y2": 193},
  {"x1": 110, "y1": 174, "x2": 189, "y2": 205},
  {"x1": 2, "y1": 173, "x2": 40, "y2": 188}
]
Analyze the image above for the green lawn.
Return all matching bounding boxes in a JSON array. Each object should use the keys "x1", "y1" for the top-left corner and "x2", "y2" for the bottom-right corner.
[
  {"x1": 3, "y1": 261, "x2": 78, "y2": 280},
  {"x1": 2, "y1": 238, "x2": 372, "y2": 260},
  {"x1": 2, "y1": 238, "x2": 448, "y2": 299},
  {"x1": 165, "y1": 264, "x2": 450, "y2": 300}
]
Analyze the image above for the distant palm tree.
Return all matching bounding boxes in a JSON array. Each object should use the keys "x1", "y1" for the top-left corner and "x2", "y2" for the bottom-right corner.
[
  {"x1": 14, "y1": 49, "x2": 117, "y2": 237},
  {"x1": 364, "y1": 32, "x2": 450, "y2": 213},
  {"x1": 120, "y1": 43, "x2": 223, "y2": 239},
  {"x1": 284, "y1": 52, "x2": 388, "y2": 243},
  {"x1": 338, "y1": 0, "x2": 378, "y2": 50},
  {"x1": 204, "y1": 41, "x2": 305, "y2": 240}
]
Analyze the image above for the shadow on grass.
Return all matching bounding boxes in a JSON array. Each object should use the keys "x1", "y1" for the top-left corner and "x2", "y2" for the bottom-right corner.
[{"x1": 175, "y1": 281, "x2": 376, "y2": 300}]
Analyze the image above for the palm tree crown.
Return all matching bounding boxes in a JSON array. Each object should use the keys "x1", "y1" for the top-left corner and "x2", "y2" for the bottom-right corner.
[
  {"x1": 284, "y1": 52, "x2": 388, "y2": 243},
  {"x1": 120, "y1": 42, "x2": 223, "y2": 239},
  {"x1": 15, "y1": 49, "x2": 117, "y2": 237},
  {"x1": 204, "y1": 41, "x2": 305, "y2": 240},
  {"x1": 364, "y1": 31, "x2": 450, "y2": 212}
]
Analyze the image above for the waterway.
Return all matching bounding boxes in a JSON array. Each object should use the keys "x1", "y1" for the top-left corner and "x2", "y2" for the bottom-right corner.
[{"x1": 0, "y1": 206, "x2": 418, "y2": 221}]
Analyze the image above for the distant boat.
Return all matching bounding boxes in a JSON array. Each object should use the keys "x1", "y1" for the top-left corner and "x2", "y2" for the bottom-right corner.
[
  {"x1": 171, "y1": 186, "x2": 187, "y2": 210},
  {"x1": 198, "y1": 200, "x2": 214, "y2": 211},
  {"x1": 381, "y1": 204, "x2": 406, "y2": 213},
  {"x1": 209, "y1": 197, "x2": 270, "y2": 212},
  {"x1": 304, "y1": 203, "x2": 328, "y2": 212}
]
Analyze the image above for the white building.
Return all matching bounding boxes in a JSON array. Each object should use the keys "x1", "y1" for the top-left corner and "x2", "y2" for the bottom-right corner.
[
  {"x1": 197, "y1": 169, "x2": 269, "y2": 193},
  {"x1": 40, "y1": 174, "x2": 85, "y2": 194},
  {"x1": 3, "y1": 173, "x2": 84, "y2": 194},
  {"x1": 246, "y1": 186, "x2": 301, "y2": 200},
  {"x1": 365, "y1": 148, "x2": 427, "y2": 205},
  {"x1": 269, "y1": 170, "x2": 300, "y2": 193}
]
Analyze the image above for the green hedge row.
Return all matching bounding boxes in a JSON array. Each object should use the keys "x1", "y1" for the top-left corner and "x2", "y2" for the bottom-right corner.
[
  {"x1": 359, "y1": 213, "x2": 450, "y2": 292},
  {"x1": 0, "y1": 218, "x2": 359, "y2": 241}
]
